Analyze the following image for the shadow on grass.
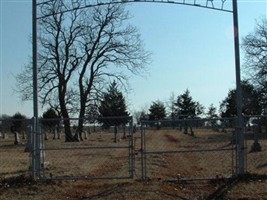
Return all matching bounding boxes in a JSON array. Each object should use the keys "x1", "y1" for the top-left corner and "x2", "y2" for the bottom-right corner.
[
  {"x1": 0, "y1": 143, "x2": 26, "y2": 150},
  {"x1": 0, "y1": 169, "x2": 29, "y2": 178},
  {"x1": 205, "y1": 173, "x2": 267, "y2": 200},
  {"x1": 0, "y1": 174, "x2": 37, "y2": 191}
]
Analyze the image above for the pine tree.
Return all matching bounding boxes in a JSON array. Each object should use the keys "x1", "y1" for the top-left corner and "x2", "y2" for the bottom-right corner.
[
  {"x1": 206, "y1": 104, "x2": 219, "y2": 130},
  {"x1": 11, "y1": 112, "x2": 27, "y2": 145},
  {"x1": 42, "y1": 108, "x2": 60, "y2": 130},
  {"x1": 98, "y1": 81, "x2": 129, "y2": 128},
  {"x1": 206, "y1": 104, "x2": 218, "y2": 119},
  {"x1": 175, "y1": 89, "x2": 204, "y2": 119},
  {"x1": 220, "y1": 81, "x2": 262, "y2": 118},
  {"x1": 148, "y1": 100, "x2": 166, "y2": 120},
  {"x1": 42, "y1": 108, "x2": 61, "y2": 140},
  {"x1": 174, "y1": 89, "x2": 204, "y2": 135}
]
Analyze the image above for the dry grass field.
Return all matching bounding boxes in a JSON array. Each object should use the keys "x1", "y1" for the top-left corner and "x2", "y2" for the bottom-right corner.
[{"x1": 0, "y1": 127, "x2": 267, "y2": 199}]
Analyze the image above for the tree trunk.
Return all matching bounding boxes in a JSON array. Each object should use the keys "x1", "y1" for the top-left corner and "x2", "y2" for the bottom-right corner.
[
  {"x1": 76, "y1": 118, "x2": 84, "y2": 141},
  {"x1": 64, "y1": 120, "x2": 72, "y2": 142},
  {"x1": 73, "y1": 115, "x2": 85, "y2": 142},
  {"x1": 60, "y1": 102, "x2": 73, "y2": 142},
  {"x1": 77, "y1": 95, "x2": 87, "y2": 141},
  {"x1": 53, "y1": 128, "x2": 56, "y2": 139},
  {"x1": 58, "y1": 80, "x2": 73, "y2": 142}
]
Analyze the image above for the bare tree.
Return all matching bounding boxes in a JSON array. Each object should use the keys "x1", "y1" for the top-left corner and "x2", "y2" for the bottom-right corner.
[
  {"x1": 167, "y1": 92, "x2": 176, "y2": 120},
  {"x1": 242, "y1": 18, "x2": 267, "y2": 107},
  {"x1": 16, "y1": 1, "x2": 150, "y2": 141}
]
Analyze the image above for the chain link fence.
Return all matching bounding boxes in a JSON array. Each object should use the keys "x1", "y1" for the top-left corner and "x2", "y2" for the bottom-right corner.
[
  {"x1": 1, "y1": 116, "x2": 267, "y2": 181},
  {"x1": 0, "y1": 118, "x2": 32, "y2": 178},
  {"x1": 243, "y1": 115, "x2": 267, "y2": 175}
]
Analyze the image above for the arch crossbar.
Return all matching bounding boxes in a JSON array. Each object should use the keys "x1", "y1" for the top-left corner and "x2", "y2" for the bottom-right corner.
[{"x1": 37, "y1": 0, "x2": 232, "y2": 19}]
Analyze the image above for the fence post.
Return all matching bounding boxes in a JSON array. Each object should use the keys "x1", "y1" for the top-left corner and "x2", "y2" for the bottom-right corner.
[
  {"x1": 31, "y1": 117, "x2": 42, "y2": 180},
  {"x1": 31, "y1": 117, "x2": 36, "y2": 179},
  {"x1": 141, "y1": 122, "x2": 146, "y2": 181},
  {"x1": 129, "y1": 116, "x2": 134, "y2": 178}
]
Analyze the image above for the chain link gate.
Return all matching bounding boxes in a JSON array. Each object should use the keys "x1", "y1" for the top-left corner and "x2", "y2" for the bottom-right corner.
[
  {"x1": 36, "y1": 116, "x2": 135, "y2": 180},
  {"x1": 141, "y1": 118, "x2": 237, "y2": 181}
]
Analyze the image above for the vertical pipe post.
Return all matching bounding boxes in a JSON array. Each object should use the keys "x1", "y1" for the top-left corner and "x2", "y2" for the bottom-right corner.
[
  {"x1": 31, "y1": 117, "x2": 36, "y2": 178},
  {"x1": 141, "y1": 123, "x2": 145, "y2": 180},
  {"x1": 32, "y1": 0, "x2": 40, "y2": 179},
  {"x1": 232, "y1": 0, "x2": 245, "y2": 175},
  {"x1": 143, "y1": 123, "x2": 147, "y2": 180},
  {"x1": 33, "y1": 0, "x2": 38, "y2": 132},
  {"x1": 130, "y1": 116, "x2": 134, "y2": 178}
]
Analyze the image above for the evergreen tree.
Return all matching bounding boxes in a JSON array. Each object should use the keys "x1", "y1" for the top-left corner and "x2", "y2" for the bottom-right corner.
[
  {"x1": 11, "y1": 112, "x2": 27, "y2": 145},
  {"x1": 220, "y1": 81, "x2": 262, "y2": 117},
  {"x1": 12, "y1": 112, "x2": 27, "y2": 132},
  {"x1": 206, "y1": 104, "x2": 219, "y2": 129},
  {"x1": 98, "y1": 81, "x2": 129, "y2": 128},
  {"x1": 42, "y1": 108, "x2": 60, "y2": 131},
  {"x1": 86, "y1": 102, "x2": 99, "y2": 122},
  {"x1": 133, "y1": 110, "x2": 148, "y2": 125},
  {"x1": 148, "y1": 100, "x2": 166, "y2": 120},
  {"x1": 175, "y1": 89, "x2": 204, "y2": 119},
  {"x1": 206, "y1": 104, "x2": 218, "y2": 118}
]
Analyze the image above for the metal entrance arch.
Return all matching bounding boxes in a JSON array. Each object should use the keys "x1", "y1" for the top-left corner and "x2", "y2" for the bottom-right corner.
[{"x1": 32, "y1": 0, "x2": 244, "y2": 179}]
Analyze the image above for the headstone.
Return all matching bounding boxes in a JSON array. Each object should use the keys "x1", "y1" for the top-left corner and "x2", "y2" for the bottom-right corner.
[
  {"x1": 2, "y1": 132, "x2": 8, "y2": 139},
  {"x1": 114, "y1": 126, "x2": 118, "y2": 143},
  {"x1": 22, "y1": 131, "x2": 26, "y2": 140},
  {"x1": 83, "y1": 131, "x2": 88, "y2": 140},
  {"x1": 14, "y1": 131, "x2": 20, "y2": 145},
  {"x1": 57, "y1": 130, "x2": 61, "y2": 139}
]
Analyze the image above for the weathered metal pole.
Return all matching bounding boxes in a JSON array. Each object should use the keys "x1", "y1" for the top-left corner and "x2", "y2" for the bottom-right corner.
[
  {"x1": 232, "y1": 0, "x2": 245, "y2": 175},
  {"x1": 33, "y1": 0, "x2": 38, "y2": 123},
  {"x1": 32, "y1": 0, "x2": 40, "y2": 179}
]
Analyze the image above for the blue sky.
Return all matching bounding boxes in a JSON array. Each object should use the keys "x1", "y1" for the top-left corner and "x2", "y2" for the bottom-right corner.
[{"x1": 0, "y1": 0, "x2": 267, "y2": 117}]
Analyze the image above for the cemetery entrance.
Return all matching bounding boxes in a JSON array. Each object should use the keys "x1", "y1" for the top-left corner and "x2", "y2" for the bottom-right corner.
[{"x1": 32, "y1": 0, "x2": 244, "y2": 179}]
